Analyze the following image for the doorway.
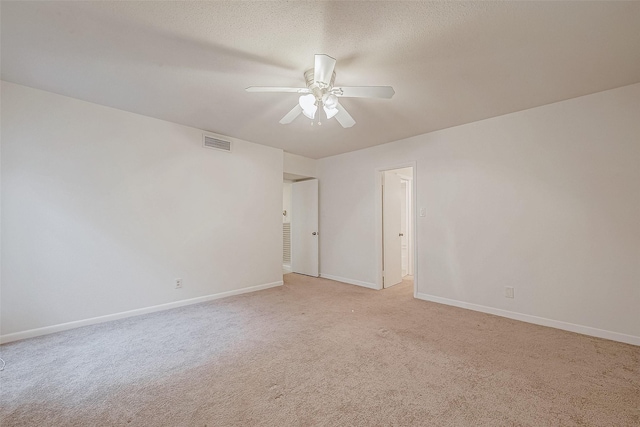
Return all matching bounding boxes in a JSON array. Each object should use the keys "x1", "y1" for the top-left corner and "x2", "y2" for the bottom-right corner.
[
  {"x1": 378, "y1": 166, "x2": 415, "y2": 291},
  {"x1": 291, "y1": 179, "x2": 319, "y2": 277},
  {"x1": 282, "y1": 180, "x2": 293, "y2": 274},
  {"x1": 282, "y1": 176, "x2": 319, "y2": 277}
]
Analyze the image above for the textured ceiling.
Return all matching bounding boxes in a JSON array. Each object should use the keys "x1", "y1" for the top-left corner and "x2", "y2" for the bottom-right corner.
[{"x1": 2, "y1": 1, "x2": 640, "y2": 159}]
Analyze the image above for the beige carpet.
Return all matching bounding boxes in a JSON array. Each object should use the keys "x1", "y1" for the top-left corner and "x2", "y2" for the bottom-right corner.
[{"x1": 1, "y1": 274, "x2": 638, "y2": 426}]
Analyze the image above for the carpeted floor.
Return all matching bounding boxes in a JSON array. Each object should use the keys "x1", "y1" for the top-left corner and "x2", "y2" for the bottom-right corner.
[{"x1": 1, "y1": 274, "x2": 638, "y2": 426}]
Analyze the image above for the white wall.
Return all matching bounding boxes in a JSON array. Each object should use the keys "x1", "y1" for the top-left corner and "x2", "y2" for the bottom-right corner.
[
  {"x1": 283, "y1": 152, "x2": 317, "y2": 178},
  {"x1": 319, "y1": 83, "x2": 640, "y2": 344},
  {"x1": 1, "y1": 81, "x2": 284, "y2": 339}
]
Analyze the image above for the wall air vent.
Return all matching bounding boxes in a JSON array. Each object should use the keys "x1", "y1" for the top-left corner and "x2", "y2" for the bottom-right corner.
[{"x1": 203, "y1": 134, "x2": 232, "y2": 152}]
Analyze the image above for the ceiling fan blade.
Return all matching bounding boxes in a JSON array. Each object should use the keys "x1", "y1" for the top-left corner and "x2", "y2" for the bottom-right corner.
[
  {"x1": 279, "y1": 105, "x2": 303, "y2": 124},
  {"x1": 333, "y1": 86, "x2": 395, "y2": 99},
  {"x1": 246, "y1": 86, "x2": 310, "y2": 94},
  {"x1": 314, "y1": 54, "x2": 336, "y2": 88},
  {"x1": 334, "y1": 104, "x2": 355, "y2": 128}
]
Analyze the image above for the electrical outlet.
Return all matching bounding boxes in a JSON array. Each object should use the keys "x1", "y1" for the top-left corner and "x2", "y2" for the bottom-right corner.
[
  {"x1": 420, "y1": 207, "x2": 426, "y2": 217},
  {"x1": 175, "y1": 278, "x2": 183, "y2": 289},
  {"x1": 505, "y1": 286, "x2": 514, "y2": 298}
]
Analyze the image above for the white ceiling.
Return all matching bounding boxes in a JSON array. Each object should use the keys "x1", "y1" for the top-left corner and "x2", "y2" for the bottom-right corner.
[{"x1": 2, "y1": 1, "x2": 640, "y2": 159}]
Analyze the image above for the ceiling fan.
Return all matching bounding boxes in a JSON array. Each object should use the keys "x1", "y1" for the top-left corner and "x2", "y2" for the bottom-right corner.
[{"x1": 246, "y1": 54, "x2": 395, "y2": 128}]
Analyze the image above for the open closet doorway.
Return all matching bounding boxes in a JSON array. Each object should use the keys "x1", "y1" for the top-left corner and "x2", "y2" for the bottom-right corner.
[
  {"x1": 282, "y1": 180, "x2": 293, "y2": 274},
  {"x1": 379, "y1": 166, "x2": 415, "y2": 291}
]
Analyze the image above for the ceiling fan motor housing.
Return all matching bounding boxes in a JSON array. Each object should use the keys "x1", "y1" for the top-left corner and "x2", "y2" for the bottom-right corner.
[{"x1": 304, "y1": 69, "x2": 336, "y2": 102}]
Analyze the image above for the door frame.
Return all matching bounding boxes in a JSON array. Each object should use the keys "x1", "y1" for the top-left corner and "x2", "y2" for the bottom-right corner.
[{"x1": 375, "y1": 161, "x2": 418, "y2": 297}]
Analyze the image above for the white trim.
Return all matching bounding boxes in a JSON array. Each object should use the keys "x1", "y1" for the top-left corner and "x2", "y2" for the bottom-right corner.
[
  {"x1": 0, "y1": 281, "x2": 284, "y2": 344},
  {"x1": 320, "y1": 274, "x2": 379, "y2": 290},
  {"x1": 415, "y1": 292, "x2": 640, "y2": 346},
  {"x1": 282, "y1": 264, "x2": 292, "y2": 274}
]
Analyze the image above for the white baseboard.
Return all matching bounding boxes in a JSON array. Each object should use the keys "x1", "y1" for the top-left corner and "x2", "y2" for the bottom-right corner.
[
  {"x1": 415, "y1": 292, "x2": 640, "y2": 347},
  {"x1": 320, "y1": 274, "x2": 379, "y2": 290},
  {"x1": 0, "y1": 280, "x2": 284, "y2": 344}
]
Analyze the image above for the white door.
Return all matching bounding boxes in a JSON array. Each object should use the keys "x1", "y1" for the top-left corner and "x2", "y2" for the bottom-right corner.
[
  {"x1": 292, "y1": 179, "x2": 319, "y2": 277},
  {"x1": 383, "y1": 171, "x2": 403, "y2": 288},
  {"x1": 400, "y1": 181, "x2": 409, "y2": 276}
]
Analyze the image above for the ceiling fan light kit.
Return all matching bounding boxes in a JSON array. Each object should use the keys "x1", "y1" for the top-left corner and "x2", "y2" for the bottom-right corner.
[
  {"x1": 246, "y1": 54, "x2": 395, "y2": 128},
  {"x1": 298, "y1": 93, "x2": 317, "y2": 119}
]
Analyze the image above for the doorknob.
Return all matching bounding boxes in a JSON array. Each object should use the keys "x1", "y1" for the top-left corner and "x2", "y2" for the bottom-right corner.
[
  {"x1": 312, "y1": 232, "x2": 317, "y2": 235},
  {"x1": 399, "y1": 233, "x2": 404, "y2": 237}
]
